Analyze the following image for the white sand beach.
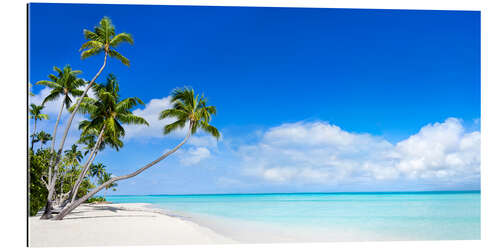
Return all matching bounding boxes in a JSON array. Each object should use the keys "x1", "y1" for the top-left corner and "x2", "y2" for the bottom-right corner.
[{"x1": 29, "y1": 203, "x2": 236, "y2": 247}]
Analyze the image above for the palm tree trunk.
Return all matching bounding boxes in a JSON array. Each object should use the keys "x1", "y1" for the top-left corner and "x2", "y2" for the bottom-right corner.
[
  {"x1": 31, "y1": 120, "x2": 37, "y2": 149},
  {"x1": 50, "y1": 98, "x2": 66, "y2": 153},
  {"x1": 47, "y1": 98, "x2": 66, "y2": 184},
  {"x1": 42, "y1": 52, "x2": 108, "y2": 220},
  {"x1": 54, "y1": 123, "x2": 193, "y2": 220},
  {"x1": 68, "y1": 125, "x2": 106, "y2": 204},
  {"x1": 60, "y1": 172, "x2": 63, "y2": 196}
]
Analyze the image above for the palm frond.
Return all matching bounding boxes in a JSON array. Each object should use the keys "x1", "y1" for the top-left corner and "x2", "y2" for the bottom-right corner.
[
  {"x1": 69, "y1": 88, "x2": 84, "y2": 97},
  {"x1": 110, "y1": 32, "x2": 134, "y2": 47},
  {"x1": 79, "y1": 40, "x2": 104, "y2": 51},
  {"x1": 63, "y1": 95, "x2": 72, "y2": 109},
  {"x1": 41, "y1": 91, "x2": 60, "y2": 106},
  {"x1": 81, "y1": 47, "x2": 104, "y2": 59},
  {"x1": 200, "y1": 121, "x2": 221, "y2": 139},
  {"x1": 117, "y1": 113, "x2": 149, "y2": 126},
  {"x1": 159, "y1": 109, "x2": 188, "y2": 120},
  {"x1": 163, "y1": 119, "x2": 188, "y2": 135},
  {"x1": 35, "y1": 80, "x2": 58, "y2": 88},
  {"x1": 108, "y1": 50, "x2": 130, "y2": 66},
  {"x1": 83, "y1": 29, "x2": 100, "y2": 41},
  {"x1": 115, "y1": 97, "x2": 143, "y2": 113}
]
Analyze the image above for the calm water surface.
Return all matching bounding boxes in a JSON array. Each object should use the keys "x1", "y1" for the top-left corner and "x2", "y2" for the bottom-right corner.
[{"x1": 107, "y1": 191, "x2": 480, "y2": 242}]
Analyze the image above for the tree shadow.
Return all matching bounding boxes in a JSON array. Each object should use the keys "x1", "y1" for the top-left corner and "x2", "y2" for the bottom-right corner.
[
  {"x1": 90, "y1": 206, "x2": 125, "y2": 213},
  {"x1": 64, "y1": 214, "x2": 156, "y2": 220}
]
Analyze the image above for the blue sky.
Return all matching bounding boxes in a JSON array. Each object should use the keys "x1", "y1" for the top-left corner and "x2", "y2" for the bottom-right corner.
[{"x1": 29, "y1": 4, "x2": 480, "y2": 195}]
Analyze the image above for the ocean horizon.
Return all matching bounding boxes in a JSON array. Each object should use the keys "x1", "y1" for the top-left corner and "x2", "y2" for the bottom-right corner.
[{"x1": 107, "y1": 190, "x2": 480, "y2": 242}]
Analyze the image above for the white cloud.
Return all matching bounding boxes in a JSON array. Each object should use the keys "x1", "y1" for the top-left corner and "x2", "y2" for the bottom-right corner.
[
  {"x1": 188, "y1": 134, "x2": 220, "y2": 148},
  {"x1": 178, "y1": 147, "x2": 211, "y2": 166},
  {"x1": 239, "y1": 118, "x2": 480, "y2": 186},
  {"x1": 391, "y1": 118, "x2": 480, "y2": 180}
]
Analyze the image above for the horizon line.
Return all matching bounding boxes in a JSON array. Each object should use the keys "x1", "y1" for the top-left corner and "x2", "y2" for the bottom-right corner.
[{"x1": 107, "y1": 189, "x2": 481, "y2": 197}]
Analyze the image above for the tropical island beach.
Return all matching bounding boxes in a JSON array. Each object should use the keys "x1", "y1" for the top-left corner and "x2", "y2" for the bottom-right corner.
[
  {"x1": 28, "y1": 4, "x2": 480, "y2": 247},
  {"x1": 29, "y1": 203, "x2": 235, "y2": 247}
]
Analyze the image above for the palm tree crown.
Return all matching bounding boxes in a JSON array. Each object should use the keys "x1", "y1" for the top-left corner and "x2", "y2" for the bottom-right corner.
[
  {"x1": 159, "y1": 87, "x2": 220, "y2": 139},
  {"x1": 73, "y1": 74, "x2": 149, "y2": 147},
  {"x1": 36, "y1": 65, "x2": 86, "y2": 109},
  {"x1": 80, "y1": 16, "x2": 134, "y2": 66},
  {"x1": 64, "y1": 144, "x2": 83, "y2": 167},
  {"x1": 30, "y1": 104, "x2": 49, "y2": 122},
  {"x1": 33, "y1": 131, "x2": 53, "y2": 146},
  {"x1": 90, "y1": 163, "x2": 107, "y2": 179}
]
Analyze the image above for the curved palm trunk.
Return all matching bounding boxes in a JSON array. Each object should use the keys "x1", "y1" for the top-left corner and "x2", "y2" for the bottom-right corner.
[
  {"x1": 41, "y1": 52, "x2": 108, "y2": 220},
  {"x1": 54, "y1": 124, "x2": 193, "y2": 220},
  {"x1": 68, "y1": 125, "x2": 106, "y2": 204}
]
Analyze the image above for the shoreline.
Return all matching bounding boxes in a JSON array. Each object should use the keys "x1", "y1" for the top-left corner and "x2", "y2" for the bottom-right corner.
[{"x1": 29, "y1": 203, "x2": 237, "y2": 247}]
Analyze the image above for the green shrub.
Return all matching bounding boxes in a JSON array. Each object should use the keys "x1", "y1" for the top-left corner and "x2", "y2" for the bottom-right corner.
[
  {"x1": 28, "y1": 148, "x2": 53, "y2": 216},
  {"x1": 86, "y1": 196, "x2": 106, "y2": 203}
]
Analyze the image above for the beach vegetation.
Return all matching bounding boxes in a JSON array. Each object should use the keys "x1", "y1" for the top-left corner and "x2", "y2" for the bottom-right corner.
[
  {"x1": 40, "y1": 16, "x2": 134, "y2": 219},
  {"x1": 65, "y1": 74, "x2": 148, "y2": 204},
  {"x1": 29, "y1": 104, "x2": 49, "y2": 149}
]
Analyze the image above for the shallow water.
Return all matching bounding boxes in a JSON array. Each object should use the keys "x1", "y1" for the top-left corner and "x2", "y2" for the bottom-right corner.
[{"x1": 107, "y1": 191, "x2": 480, "y2": 242}]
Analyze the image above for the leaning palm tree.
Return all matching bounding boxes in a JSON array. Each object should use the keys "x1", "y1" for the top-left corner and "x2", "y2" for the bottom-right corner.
[
  {"x1": 36, "y1": 65, "x2": 85, "y2": 154},
  {"x1": 55, "y1": 87, "x2": 220, "y2": 220},
  {"x1": 30, "y1": 104, "x2": 49, "y2": 149},
  {"x1": 66, "y1": 75, "x2": 148, "y2": 204},
  {"x1": 42, "y1": 17, "x2": 133, "y2": 219}
]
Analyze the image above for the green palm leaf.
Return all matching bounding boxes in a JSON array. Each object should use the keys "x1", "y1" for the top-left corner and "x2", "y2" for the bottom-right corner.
[{"x1": 159, "y1": 87, "x2": 220, "y2": 140}]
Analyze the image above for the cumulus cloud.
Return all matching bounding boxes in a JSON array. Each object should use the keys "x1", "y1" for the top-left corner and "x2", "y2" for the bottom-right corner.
[
  {"x1": 239, "y1": 118, "x2": 480, "y2": 187},
  {"x1": 391, "y1": 118, "x2": 480, "y2": 180},
  {"x1": 178, "y1": 147, "x2": 211, "y2": 166}
]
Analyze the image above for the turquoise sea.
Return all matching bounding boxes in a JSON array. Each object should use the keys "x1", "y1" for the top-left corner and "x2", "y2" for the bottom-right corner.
[{"x1": 107, "y1": 191, "x2": 480, "y2": 242}]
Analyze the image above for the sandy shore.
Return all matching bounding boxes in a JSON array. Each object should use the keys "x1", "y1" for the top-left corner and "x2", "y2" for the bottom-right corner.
[{"x1": 29, "y1": 203, "x2": 236, "y2": 247}]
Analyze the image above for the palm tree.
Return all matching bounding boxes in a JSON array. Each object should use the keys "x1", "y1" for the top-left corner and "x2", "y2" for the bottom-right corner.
[
  {"x1": 32, "y1": 131, "x2": 53, "y2": 149},
  {"x1": 42, "y1": 17, "x2": 134, "y2": 219},
  {"x1": 64, "y1": 144, "x2": 84, "y2": 167},
  {"x1": 56, "y1": 87, "x2": 220, "y2": 220},
  {"x1": 67, "y1": 75, "x2": 148, "y2": 204},
  {"x1": 58, "y1": 145, "x2": 83, "y2": 204},
  {"x1": 90, "y1": 163, "x2": 106, "y2": 179},
  {"x1": 35, "y1": 65, "x2": 85, "y2": 154},
  {"x1": 30, "y1": 104, "x2": 49, "y2": 149},
  {"x1": 36, "y1": 66, "x2": 85, "y2": 202},
  {"x1": 97, "y1": 172, "x2": 117, "y2": 200}
]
